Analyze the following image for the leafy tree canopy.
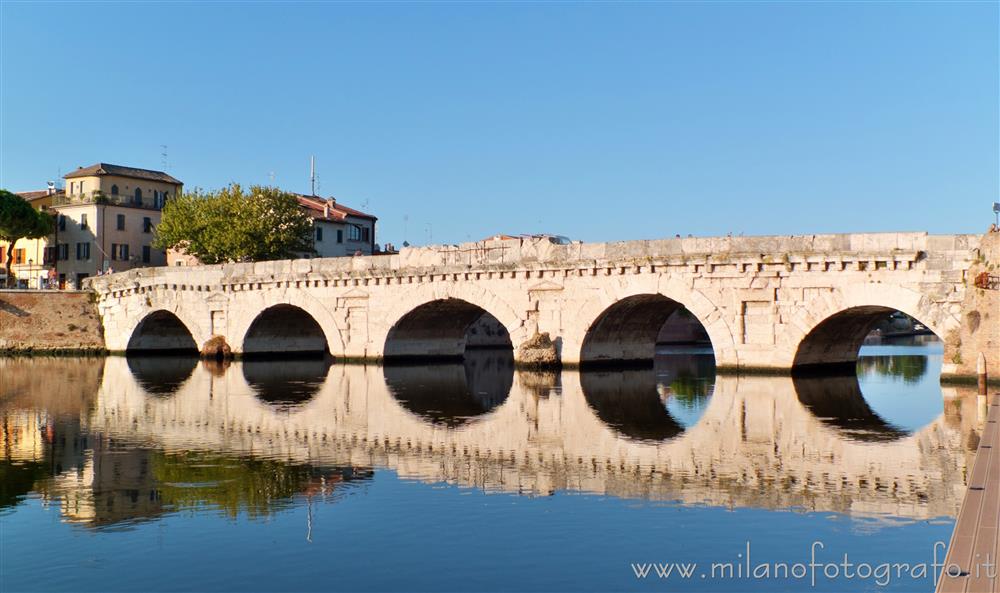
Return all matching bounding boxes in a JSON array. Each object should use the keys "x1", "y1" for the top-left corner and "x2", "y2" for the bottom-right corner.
[
  {"x1": 153, "y1": 184, "x2": 315, "y2": 264},
  {"x1": 0, "y1": 189, "x2": 55, "y2": 286}
]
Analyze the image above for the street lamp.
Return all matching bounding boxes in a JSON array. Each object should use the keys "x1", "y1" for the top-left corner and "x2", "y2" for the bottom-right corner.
[{"x1": 993, "y1": 201, "x2": 999, "y2": 228}]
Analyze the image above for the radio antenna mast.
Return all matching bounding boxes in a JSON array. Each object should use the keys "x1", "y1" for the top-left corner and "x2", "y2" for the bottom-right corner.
[{"x1": 310, "y1": 156, "x2": 316, "y2": 196}]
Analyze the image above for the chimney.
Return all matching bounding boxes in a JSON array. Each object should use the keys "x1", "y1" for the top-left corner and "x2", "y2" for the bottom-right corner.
[
  {"x1": 46, "y1": 181, "x2": 55, "y2": 195},
  {"x1": 323, "y1": 204, "x2": 330, "y2": 218}
]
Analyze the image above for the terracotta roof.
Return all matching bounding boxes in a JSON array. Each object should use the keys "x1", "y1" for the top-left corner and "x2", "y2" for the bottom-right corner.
[
  {"x1": 16, "y1": 189, "x2": 64, "y2": 202},
  {"x1": 64, "y1": 163, "x2": 182, "y2": 185},
  {"x1": 294, "y1": 193, "x2": 377, "y2": 222}
]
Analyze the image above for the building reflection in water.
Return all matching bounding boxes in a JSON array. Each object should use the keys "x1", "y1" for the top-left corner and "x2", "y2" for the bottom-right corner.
[{"x1": 0, "y1": 347, "x2": 984, "y2": 529}]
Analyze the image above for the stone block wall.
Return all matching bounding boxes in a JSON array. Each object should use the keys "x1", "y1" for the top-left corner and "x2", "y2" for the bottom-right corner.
[{"x1": 945, "y1": 232, "x2": 1000, "y2": 378}]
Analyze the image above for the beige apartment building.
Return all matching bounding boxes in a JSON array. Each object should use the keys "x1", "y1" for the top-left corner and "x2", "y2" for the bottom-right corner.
[{"x1": 52, "y1": 163, "x2": 182, "y2": 288}]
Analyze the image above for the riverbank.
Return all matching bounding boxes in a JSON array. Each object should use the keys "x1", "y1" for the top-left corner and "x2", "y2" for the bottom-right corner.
[{"x1": 0, "y1": 290, "x2": 106, "y2": 354}]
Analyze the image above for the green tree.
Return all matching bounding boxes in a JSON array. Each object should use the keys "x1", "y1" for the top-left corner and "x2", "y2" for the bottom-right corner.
[
  {"x1": 0, "y1": 190, "x2": 55, "y2": 287},
  {"x1": 153, "y1": 184, "x2": 314, "y2": 264}
]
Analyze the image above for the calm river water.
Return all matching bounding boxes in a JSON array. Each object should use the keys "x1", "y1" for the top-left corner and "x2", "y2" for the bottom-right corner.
[{"x1": 0, "y1": 342, "x2": 979, "y2": 592}]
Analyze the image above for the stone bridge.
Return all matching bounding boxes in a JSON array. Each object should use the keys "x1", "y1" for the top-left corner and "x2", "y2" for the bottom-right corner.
[{"x1": 87, "y1": 232, "x2": 998, "y2": 377}]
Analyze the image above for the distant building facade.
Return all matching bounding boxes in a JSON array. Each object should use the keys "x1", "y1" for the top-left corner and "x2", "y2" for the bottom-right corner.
[
  {"x1": 295, "y1": 194, "x2": 377, "y2": 258},
  {"x1": 53, "y1": 163, "x2": 182, "y2": 288}
]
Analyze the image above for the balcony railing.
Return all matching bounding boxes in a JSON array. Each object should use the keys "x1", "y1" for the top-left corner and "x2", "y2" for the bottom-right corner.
[{"x1": 53, "y1": 191, "x2": 165, "y2": 211}]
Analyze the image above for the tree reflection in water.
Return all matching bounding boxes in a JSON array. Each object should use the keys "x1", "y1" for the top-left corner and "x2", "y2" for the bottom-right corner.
[
  {"x1": 857, "y1": 355, "x2": 929, "y2": 384},
  {"x1": 153, "y1": 451, "x2": 371, "y2": 520}
]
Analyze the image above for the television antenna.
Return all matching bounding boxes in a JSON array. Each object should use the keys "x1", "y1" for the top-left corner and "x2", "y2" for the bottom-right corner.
[
  {"x1": 268, "y1": 171, "x2": 276, "y2": 184},
  {"x1": 160, "y1": 145, "x2": 168, "y2": 169}
]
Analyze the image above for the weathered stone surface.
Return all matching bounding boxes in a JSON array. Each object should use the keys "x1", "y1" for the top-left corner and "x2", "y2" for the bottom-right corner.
[
  {"x1": 945, "y1": 232, "x2": 1000, "y2": 378},
  {"x1": 86, "y1": 232, "x2": 998, "y2": 378},
  {"x1": 516, "y1": 332, "x2": 559, "y2": 368},
  {"x1": 200, "y1": 335, "x2": 232, "y2": 360}
]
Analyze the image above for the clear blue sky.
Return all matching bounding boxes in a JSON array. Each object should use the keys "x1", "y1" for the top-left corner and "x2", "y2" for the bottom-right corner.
[{"x1": 1, "y1": 1, "x2": 997, "y2": 246}]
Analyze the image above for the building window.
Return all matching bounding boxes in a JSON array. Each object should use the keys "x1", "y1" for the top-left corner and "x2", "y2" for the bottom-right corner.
[
  {"x1": 117, "y1": 214, "x2": 126, "y2": 230},
  {"x1": 57, "y1": 243, "x2": 69, "y2": 261},
  {"x1": 43, "y1": 247, "x2": 55, "y2": 266},
  {"x1": 142, "y1": 245, "x2": 151, "y2": 263},
  {"x1": 349, "y1": 225, "x2": 362, "y2": 241},
  {"x1": 111, "y1": 184, "x2": 119, "y2": 195},
  {"x1": 110, "y1": 243, "x2": 130, "y2": 261},
  {"x1": 361, "y1": 227, "x2": 370, "y2": 242},
  {"x1": 76, "y1": 242, "x2": 90, "y2": 261},
  {"x1": 143, "y1": 217, "x2": 152, "y2": 233},
  {"x1": 12, "y1": 249, "x2": 26, "y2": 265},
  {"x1": 316, "y1": 226, "x2": 323, "y2": 242},
  {"x1": 58, "y1": 215, "x2": 66, "y2": 231},
  {"x1": 134, "y1": 188, "x2": 142, "y2": 206},
  {"x1": 80, "y1": 213, "x2": 88, "y2": 230},
  {"x1": 336, "y1": 229, "x2": 343, "y2": 244}
]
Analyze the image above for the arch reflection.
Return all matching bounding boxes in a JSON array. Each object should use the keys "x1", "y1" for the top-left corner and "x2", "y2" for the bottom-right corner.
[
  {"x1": 242, "y1": 359, "x2": 331, "y2": 411},
  {"x1": 383, "y1": 349, "x2": 514, "y2": 427},
  {"x1": 582, "y1": 350, "x2": 715, "y2": 442},
  {"x1": 126, "y1": 356, "x2": 198, "y2": 397},
  {"x1": 792, "y1": 374, "x2": 909, "y2": 442}
]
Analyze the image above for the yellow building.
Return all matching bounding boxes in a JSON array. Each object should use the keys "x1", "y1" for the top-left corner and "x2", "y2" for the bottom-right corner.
[
  {"x1": 54, "y1": 163, "x2": 183, "y2": 288},
  {"x1": 0, "y1": 187, "x2": 60, "y2": 288},
  {"x1": 2, "y1": 163, "x2": 184, "y2": 289}
]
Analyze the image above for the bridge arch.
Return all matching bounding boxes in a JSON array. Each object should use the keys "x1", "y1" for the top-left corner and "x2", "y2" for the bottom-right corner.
[
  {"x1": 228, "y1": 295, "x2": 345, "y2": 358},
  {"x1": 788, "y1": 283, "x2": 957, "y2": 372},
  {"x1": 241, "y1": 304, "x2": 330, "y2": 357},
  {"x1": 126, "y1": 310, "x2": 200, "y2": 354},
  {"x1": 566, "y1": 279, "x2": 738, "y2": 367},
  {"x1": 379, "y1": 284, "x2": 526, "y2": 361}
]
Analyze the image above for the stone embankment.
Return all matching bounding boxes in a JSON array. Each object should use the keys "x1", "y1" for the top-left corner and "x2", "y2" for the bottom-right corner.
[
  {"x1": 945, "y1": 232, "x2": 1000, "y2": 379},
  {"x1": 0, "y1": 291, "x2": 106, "y2": 354}
]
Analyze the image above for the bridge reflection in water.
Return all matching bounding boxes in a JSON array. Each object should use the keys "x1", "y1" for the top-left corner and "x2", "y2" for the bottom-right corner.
[{"x1": 0, "y1": 348, "x2": 982, "y2": 529}]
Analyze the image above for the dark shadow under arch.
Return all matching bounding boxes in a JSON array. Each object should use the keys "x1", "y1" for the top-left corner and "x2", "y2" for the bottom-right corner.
[
  {"x1": 242, "y1": 305, "x2": 329, "y2": 358},
  {"x1": 383, "y1": 299, "x2": 512, "y2": 361},
  {"x1": 581, "y1": 294, "x2": 714, "y2": 367},
  {"x1": 127, "y1": 310, "x2": 198, "y2": 354},
  {"x1": 793, "y1": 307, "x2": 940, "y2": 373},
  {"x1": 383, "y1": 349, "x2": 514, "y2": 427}
]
